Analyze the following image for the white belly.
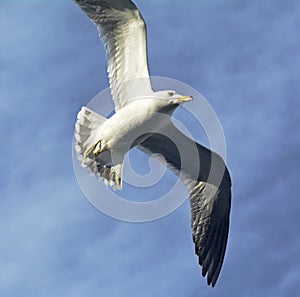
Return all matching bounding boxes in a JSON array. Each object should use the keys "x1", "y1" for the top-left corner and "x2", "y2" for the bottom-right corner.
[{"x1": 98, "y1": 99, "x2": 171, "y2": 153}]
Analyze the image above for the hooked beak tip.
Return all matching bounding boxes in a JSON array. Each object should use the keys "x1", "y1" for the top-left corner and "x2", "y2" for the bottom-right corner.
[{"x1": 180, "y1": 95, "x2": 193, "y2": 102}]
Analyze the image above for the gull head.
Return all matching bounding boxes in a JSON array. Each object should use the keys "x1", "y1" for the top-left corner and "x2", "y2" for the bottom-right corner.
[{"x1": 155, "y1": 90, "x2": 193, "y2": 106}]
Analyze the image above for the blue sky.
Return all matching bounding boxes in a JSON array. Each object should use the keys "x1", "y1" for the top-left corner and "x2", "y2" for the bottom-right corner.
[{"x1": 1, "y1": 0, "x2": 300, "y2": 296}]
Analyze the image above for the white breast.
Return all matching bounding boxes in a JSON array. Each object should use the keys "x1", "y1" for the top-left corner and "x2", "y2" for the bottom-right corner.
[{"x1": 98, "y1": 99, "x2": 170, "y2": 152}]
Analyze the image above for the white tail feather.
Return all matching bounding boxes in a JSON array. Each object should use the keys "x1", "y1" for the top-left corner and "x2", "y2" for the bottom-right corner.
[{"x1": 75, "y1": 106, "x2": 123, "y2": 190}]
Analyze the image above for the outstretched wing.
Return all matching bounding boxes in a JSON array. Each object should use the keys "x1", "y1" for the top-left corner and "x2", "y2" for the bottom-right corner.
[
  {"x1": 138, "y1": 122, "x2": 231, "y2": 287},
  {"x1": 73, "y1": 0, "x2": 153, "y2": 110}
]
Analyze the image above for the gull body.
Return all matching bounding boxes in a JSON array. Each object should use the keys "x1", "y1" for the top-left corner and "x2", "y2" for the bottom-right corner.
[
  {"x1": 73, "y1": 0, "x2": 232, "y2": 287},
  {"x1": 91, "y1": 93, "x2": 191, "y2": 155}
]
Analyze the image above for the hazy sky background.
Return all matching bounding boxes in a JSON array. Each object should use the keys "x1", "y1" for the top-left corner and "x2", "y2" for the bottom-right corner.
[{"x1": 1, "y1": 0, "x2": 300, "y2": 296}]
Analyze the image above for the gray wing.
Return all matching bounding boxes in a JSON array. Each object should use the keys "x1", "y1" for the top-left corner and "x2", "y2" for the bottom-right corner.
[
  {"x1": 73, "y1": 0, "x2": 153, "y2": 110},
  {"x1": 138, "y1": 122, "x2": 231, "y2": 287}
]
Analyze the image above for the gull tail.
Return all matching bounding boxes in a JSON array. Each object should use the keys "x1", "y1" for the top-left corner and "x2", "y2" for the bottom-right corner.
[
  {"x1": 74, "y1": 106, "x2": 123, "y2": 190},
  {"x1": 75, "y1": 106, "x2": 105, "y2": 159}
]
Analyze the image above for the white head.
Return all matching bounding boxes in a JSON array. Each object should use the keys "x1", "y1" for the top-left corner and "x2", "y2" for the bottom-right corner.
[{"x1": 154, "y1": 90, "x2": 193, "y2": 106}]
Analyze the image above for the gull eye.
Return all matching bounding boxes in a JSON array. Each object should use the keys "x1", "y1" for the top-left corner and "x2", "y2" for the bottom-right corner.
[{"x1": 168, "y1": 91, "x2": 175, "y2": 97}]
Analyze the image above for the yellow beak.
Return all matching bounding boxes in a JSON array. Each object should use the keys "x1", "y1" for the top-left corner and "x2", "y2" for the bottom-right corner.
[{"x1": 178, "y1": 95, "x2": 193, "y2": 102}]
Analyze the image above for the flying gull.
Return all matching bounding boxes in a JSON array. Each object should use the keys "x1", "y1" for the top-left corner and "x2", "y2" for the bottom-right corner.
[{"x1": 73, "y1": 0, "x2": 232, "y2": 287}]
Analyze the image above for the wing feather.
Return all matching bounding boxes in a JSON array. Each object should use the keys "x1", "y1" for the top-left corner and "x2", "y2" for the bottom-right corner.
[
  {"x1": 74, "y1": 0, "x2": 153, "y2": 109},
  {"x1": 138, "y1": 122, "x2": 231, "y2": 287}
]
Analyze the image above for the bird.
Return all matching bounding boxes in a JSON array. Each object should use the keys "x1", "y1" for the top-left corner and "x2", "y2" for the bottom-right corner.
[{"x1": 73, "y1": 0, "x2": 231, "y2": 287}]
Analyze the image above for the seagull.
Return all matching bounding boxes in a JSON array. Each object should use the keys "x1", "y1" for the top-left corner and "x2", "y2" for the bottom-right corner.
[{"x1": 73, "y1": 0, "x2": 231, "y2": 287}]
